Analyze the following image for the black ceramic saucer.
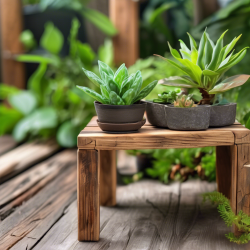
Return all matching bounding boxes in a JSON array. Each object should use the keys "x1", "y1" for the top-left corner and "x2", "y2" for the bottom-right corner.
[{"x1": 97, "y1": 118, "x2": 146, "y2": 133}]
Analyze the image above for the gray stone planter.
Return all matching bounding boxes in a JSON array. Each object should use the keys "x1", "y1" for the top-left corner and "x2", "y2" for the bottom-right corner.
[
  {"x1": 165, "y1": 105, "x2": 211, "y2": 131},
  {"x1": 209, "y1": 103, "x2": 237, "y2": 127},
  {"x1": 94, "y1": 101, "x2": 146, "y2": 123},
  {"x1": 143, "y1": 101, "x2": 168, "y2": 128}
]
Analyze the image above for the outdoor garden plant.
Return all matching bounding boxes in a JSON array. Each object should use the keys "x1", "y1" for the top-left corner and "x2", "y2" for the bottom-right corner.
[
  {"x1": 155, "y1": 29, "x2": 250, "y2": 127},
  {"x1": 203, "y1": 191, "x2": 250, "y2": 244},
  {"x1": 77, "y1": 61, "x2": 157, "y2": 131}
]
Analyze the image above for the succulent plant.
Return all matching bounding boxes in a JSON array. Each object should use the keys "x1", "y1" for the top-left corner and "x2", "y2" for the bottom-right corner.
[
  {"x1": 156, "y1": 29, "x2": 250, "y2": 104},
  {"x1": 153, "y1": 89, "x2": 180, "y2": 104},
  {"x1": 173, "y1": 95, "x2": 196, "y2": 108},
  {"x1": 77, "y1": 61, "x2": 157, "y2": 105}
]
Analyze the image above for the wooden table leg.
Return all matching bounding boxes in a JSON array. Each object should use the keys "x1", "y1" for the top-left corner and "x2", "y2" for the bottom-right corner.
[
  {"x1": 99, "y1": 150, "x2": 117, "y2": 206},
  {"x1": 216, "y1": 146, "x2": 236, "y2": 200},
  {"x1": 77, "y1": 149, "x2": 100, "y2": 241},
  {"x1": 235, "y1": 144, "x2": 250, "y2": 215}
]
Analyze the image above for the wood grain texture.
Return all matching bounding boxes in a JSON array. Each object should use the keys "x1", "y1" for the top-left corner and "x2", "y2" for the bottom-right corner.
[
  {"x1": 0, "y1": 140, "x2": 59, "y2": 182},
  {"x1": 0, "y1": 154, "x2": 77, "y2": 250},
  {"x1": 77, "y1": 149, "x2": 100, "y2": 241},
  {"x1": 0, "y1": 0, "x2": 25, "y2": 88},
  {"x1": 0, "y1": 150, "x2": 76, "y2": 220},
  {"x1": 216, "y1": 146, "x2": 236, "y2": 200},
  {"x1": 99, "y1": 150, "x2": 117, "y2": 206},
  {"x1": 78, "y1": 117, "x2": 250, "y2": 150},
  {"x1": 109, "y1": 0, "x2": 139, "y2": 66},
  {"x1": 236, "y1": 144, "x2": 250, "y2": 215},
  {"x1": 33, "y1": 180, "x2": 246, "y2": 250}
]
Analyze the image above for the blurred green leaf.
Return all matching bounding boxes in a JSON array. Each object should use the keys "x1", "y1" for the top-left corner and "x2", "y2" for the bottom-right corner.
[
  {"x1": 13, "y1": 107, "x2": 58, "y2": 142},
  {"x1": 81, "y1": 8, "x2": 117, "y2": 36},
  {"x1": 0, "y1": 105, "x2": 22, "y2": 136},
  {"x1": 17, "y1": 54, "x2": 55, "y2": 64},
  {"x1": 8, "y1": 91, "x2": 37, "y2": 115},
  {"x1": 77, "y1": 42, "x2": 95, "y2": 66},
  {"x1": 20, "y1": 30, "x2": 37, "y2": 50},
  {"x1": 27, "y1": 63, "x2": 49, "y2": 105},
  {"x1": 246, "y1": 117, "x2": 250, "y2": 129},
  {"x1": 98, "y1": 39, "x2": 114, "y2": 66},
  {"x1": 57, "y1": 120, "x2": 79, "y2": 147},
  {"x1": 0, "y1": 84, "x2": 19, "y2": 99},
  {"x1": 40, "y1": 22, "x2": 64, "y2": 54}
]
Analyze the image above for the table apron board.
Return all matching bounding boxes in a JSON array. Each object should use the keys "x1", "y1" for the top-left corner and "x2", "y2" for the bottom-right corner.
[{"x1": 78, "y1": 131, "x2": 236, "y2": 150}]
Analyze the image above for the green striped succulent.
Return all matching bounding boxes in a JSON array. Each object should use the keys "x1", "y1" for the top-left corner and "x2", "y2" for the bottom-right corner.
[
  {"x1": 77, "y1": 61, "x2": 157, "y2": 105},
  {"x1": 156, "y1": 29, "x2": 250, "y2": 104}
]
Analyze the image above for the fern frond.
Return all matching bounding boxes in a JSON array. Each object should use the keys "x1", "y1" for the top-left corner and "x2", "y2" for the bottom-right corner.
[
  {"x1": 226, "y1": 232, "x2": 250, "y2": 244},
  {"x1": 203, "y1": 191, "x2": 229, "y2": 205},
  {"x1": 217, "y1": 204, "x2": 235, "y2": 227}
]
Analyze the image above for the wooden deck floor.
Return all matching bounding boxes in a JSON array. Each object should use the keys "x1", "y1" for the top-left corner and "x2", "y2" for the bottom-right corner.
[{"x1": 0, "y1": 136, "x2": 249, "y2": 250}]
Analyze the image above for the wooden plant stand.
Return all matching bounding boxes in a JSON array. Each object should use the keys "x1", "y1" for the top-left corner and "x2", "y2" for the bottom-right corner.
[{"x1": 77, "y1": 117, "x2": 250, "y2": 241}]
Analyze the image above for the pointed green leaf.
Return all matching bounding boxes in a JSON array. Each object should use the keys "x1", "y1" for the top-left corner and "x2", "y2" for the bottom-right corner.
[
  {"x1": 100, "y1": 85, "x2": 110, "y2": 99},
  {"x1": 191, "y1": 46, "x2": 199, "y2": 64},
  {"x1": 82, "y1": 67, "x2": 104, "y2": 87},
  {"x1": 103, "y1": 72, "x2": 119, "y2": 94},
  {"x1": 98, "y1": 60, "x2": 114, "y2": 81},
  {"x1": 154, "y1": 54, "x2": 190, "y2": 76},
  {"x1": 187, "y1": 32, "x2": 197, "y2": 50},
  {"x1": 179, "y1": 39, "x2": 190, "y2": 53},
  {"x1": 218, "y1": 50, "x2": 234, "y2": 68},
  {"x1": 130, "y1": 70, "x2": 143, "y2": 96},
  {"x1": 216, "y1": 48, "x2": 248, "y2": 74},
  {"x1": 197, "y1": 30, "x2": 207, "y2": 68},
  {"x1": 76, "y1": 86, "x2": 109, "y2": 104},
  {"x1": 223, "y1": 35, "x2": 242, "y2": 61},
  {"x1": 207, "y1": 30, "x2": 228, "y2": 70},
  {"x1": 168, "y1": 42, "x2": 182, "y2": 59},
  {"x1": 114, "y1": 63, "x2": 128, "y2": 87},
  {"x1": 180, "y1": 49, "x2": 191, "y2": 60},
  {"x1": 204, "y1": 36, "x2": 213, "y2": 67},
  {"x1": 109, "y1": 91, "x2": 125, "y2": 105},
  {"x1": 159, "y1": 76, "x2": 199, "y2": 88},
  {"x1": 206, "y1": 32, "x2": 215, "y2": 48},
  {"x1": 133, "y1": 80, "x2": 158, "y2": 103},
  {"x1": 120, "y1": 74, "x2": 135, "y2": 96},
  {"x1": 202, "y1": 69, "x2": 219, "y2": 77},
  {"x1": 209, "y1": 75, "x2": 250, "y2": 94},
  {"x1": 122, "y1": 89, "x2": 136, "y2": 105}
]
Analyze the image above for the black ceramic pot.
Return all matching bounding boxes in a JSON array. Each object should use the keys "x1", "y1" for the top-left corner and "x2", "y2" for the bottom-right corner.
[
  {"x1": 165, "y1": 105, "x2": 211, "y2": 131},
  {"x1": 144, "y1": 101, "x2": 168, "y2": 128},
  {"x1": 94, "y1": 101, "x2": 146, "y2": 123},
  {"x1": 209, "y1": 103, "x2": 237, "y2": 127}
]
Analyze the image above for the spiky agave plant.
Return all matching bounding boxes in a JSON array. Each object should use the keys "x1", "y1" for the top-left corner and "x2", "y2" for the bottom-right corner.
[
  {"x1": 156, "y1": 29, "x2": 250, "y2": 104},
  {"x1": 77, "y1": 61, "x2": 157, "y2": 105}
]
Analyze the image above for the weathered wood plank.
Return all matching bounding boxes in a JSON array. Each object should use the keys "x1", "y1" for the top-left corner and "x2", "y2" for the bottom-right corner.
[
  {"x1": 0, "y1": 136, "x2": 17, "y2": 155},
  {"x1": 99, "y1": 150, "x2": 117, "y2": 206},
  {"x1": 0, "y1": 150, "x2": 77, "y2": 250},
  {"x1": 30, "y1": 180, "x2": 247, "y2": 250},
  {"x1": 0, "y1": 150, "x2": 76, "y2": 220},
  {"x1": 77, "y1": 149, "x2": 100, "y2": 241},
  {"x1": 0, "y1": 140, "x2": 59, "y2": 182}
]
